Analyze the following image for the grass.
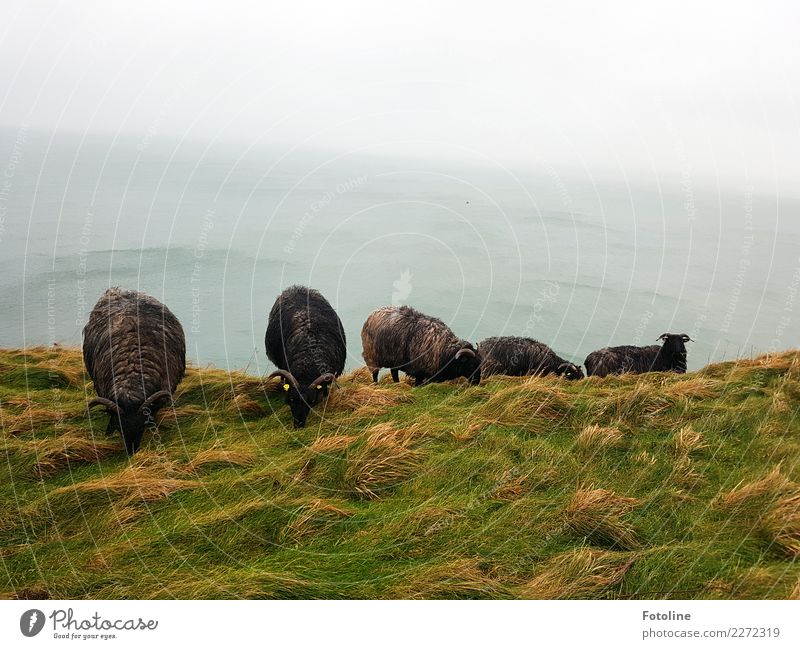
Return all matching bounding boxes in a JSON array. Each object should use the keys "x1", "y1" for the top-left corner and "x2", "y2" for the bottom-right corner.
[{"x1": 0, "y1": 345, "x2": 798, "y2": 599}]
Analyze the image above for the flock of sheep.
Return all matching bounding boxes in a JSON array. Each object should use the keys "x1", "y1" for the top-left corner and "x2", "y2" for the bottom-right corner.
[{"x1": 83, "y1": 286, "x2": 693, "y2": 454}]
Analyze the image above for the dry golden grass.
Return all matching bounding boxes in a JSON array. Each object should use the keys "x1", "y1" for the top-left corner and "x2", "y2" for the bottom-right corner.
[
  {"x1": 790, "y1": 577, "x2": 800, "y2": 600},
  {"x1": 597, "y1": 381, "x2": 671, "y2": 422},
  {"x1": 339, "y1": 366, "x2": 375, "y2": 384},
  {"x1": 226, "y1": 392, "x2": 265, "y2": 417},
  {"x1": 327, "y1": 383, "x2": 412, "y2": 419},
  {"x1": 768, "y1": 392, "x2": 791, "y2": 415},
  {"x1": 389, "y1": 558, "x2": 508, "y2": 599},
  {"x1": 449, "y1": 420, "x2": 486, "y2": 442},
  {"x1": 762, "y1": 494, "x2": 800, "y2": 558},
  {"x1": 1, "y1": 395, "x2": 33, "y2": 408},
  {"x1": 673, "y1": 426, "x2": 708, "y2": 456},
  {"x1": 4, "y1": 406, "x2": 69, "y2": 435},
  {"x1": 40, "y1": 362, "x2": 85, "y2": 388},
  {"x1": 184, "y1": 443, "x2": 255, "y2": 472},
  {"x1": 50, "y1": 452, "x2": 200, "y2": 504},
  {"x1": 344, "y1": 422, "x2": 426, "y2": 500},
  {"x1": 32, "y1": 430, "x2": 121, "y2": 476},
  {"x1": 670, "y1": 455, "x2": 705, "y2": 491},
  {"x1": 717, "y1": 466, "x2": 795, "y2": 509},
  {"x1": 280, "y1": 499, "x2": 354, "y2": 544},
  {"x1": 291, "y1": 459, "x2": 315, "y2": 485},
  {"x1": 476, "y1": 383, "x2": 569, "y2": 430},
  {"x1": 662, "y1": 376, "x2": 721, "y2": 400},
  {"x1": 738, "y1": 353, "x2": 799, "y2": 372},
  {"x1": 308, "y1": 434, "x2": 357, "y2": 454},
  {"x1": 492, "y1": 473, "x2": 529, "y2": 501},
  {"x1": 189, "y1": 498, "x2": 270, "y2": 527},
  {"x1": 563, "y1": 487, "x2": 641, "y2": 549},
  {"x1": 716, "y1": 466, "x2": 800, "y2": 557},
  {"x1": 519, "y1": 547, "x2": 635, "y2": 599},
  {"x1": 634, "y1": 450, "x2": 657, "y2": 466},
  {"x1": 576, "y1": 424, "x2": 624, "y2": 451},
  {"x1": 156, "y1": 405, "x2": 208, "y2": 426}
]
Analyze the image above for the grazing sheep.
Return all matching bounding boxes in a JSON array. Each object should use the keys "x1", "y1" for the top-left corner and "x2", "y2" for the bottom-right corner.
[
  {"x1": 478, "y1": 336, "x2": 584, "y2": 380},
  {"x1": 361, "y1": 305, "x2": 481, "y2": 386},
  {"x1": 584, "y1": 333, "x2": 693, "y2": 377},
  {"x1": 265, "y1": 285, "x2": 346, "y2": 428},
  {"x1": 83, "y1": 288, "x2": 186, "y2": 455}
]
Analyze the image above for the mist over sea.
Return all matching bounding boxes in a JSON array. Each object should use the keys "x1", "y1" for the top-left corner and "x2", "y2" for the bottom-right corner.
[{"x1": 1, "y1": 127, "x2": 797, "y2": 374}]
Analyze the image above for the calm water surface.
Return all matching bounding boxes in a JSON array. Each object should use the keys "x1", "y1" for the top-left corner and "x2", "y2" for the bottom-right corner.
[{"x1": 1, "y1": 128, "x2": 797, "y2": 373}]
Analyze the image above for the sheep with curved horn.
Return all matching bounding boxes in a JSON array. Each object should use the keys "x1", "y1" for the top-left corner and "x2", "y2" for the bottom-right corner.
[
  {"x1": 265, "y1": 286, "x2": 346, "y2": 428},
  {"x1": 361, "y1": 305, "x2": 481, "y2": 386},
  {"x1": 83, "y1": 288, "x2": 186, "y2": 455}
]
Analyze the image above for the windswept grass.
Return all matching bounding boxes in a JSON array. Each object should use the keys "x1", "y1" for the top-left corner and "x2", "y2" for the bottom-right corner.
[
  {"x1": 0, "y1": 346, "x2": 798, "y2": 599},
  {"x1": 563, "y1": 487, "x2": 641, "y2": 550},
  {"x1": 519, "y1": 547, "x2": 636, "y2": 599},
  {"x1": 344, "y1": 422, "x2": 426, "y2": 499},
  {"x1": 576, "y1": 424, "x2": 625, "y2": 451}
]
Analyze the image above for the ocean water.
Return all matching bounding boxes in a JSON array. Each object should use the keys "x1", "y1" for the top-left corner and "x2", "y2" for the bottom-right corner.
[{"x1": 1, "y1": 127, "x2": 798, "y2": 374}]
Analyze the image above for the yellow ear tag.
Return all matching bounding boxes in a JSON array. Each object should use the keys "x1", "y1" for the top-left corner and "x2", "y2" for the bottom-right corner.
[
  {"x1": 283, "y1": 383, "x2": 290, "y2": 392},
  {"x1": 316, "y1": 384, "x2": 323, "y2": 390}
]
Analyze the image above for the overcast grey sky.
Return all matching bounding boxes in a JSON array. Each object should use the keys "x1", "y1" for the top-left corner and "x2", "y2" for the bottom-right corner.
[{"x1": 0, "y1": 0, "x2": 797, "y2": 189}]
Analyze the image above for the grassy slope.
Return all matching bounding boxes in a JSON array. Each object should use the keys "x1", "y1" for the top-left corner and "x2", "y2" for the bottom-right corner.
[{"x1": 1, "y1": 346, "x2": 799, "y2": 600}]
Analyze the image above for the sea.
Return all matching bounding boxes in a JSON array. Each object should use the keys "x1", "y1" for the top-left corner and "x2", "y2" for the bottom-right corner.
[{"x1": 1, "y1": 127, "x2": 798, "y2": 374}]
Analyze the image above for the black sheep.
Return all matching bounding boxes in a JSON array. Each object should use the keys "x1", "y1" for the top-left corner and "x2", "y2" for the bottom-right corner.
[
  {"x1": 361, "y1": 305, "x2": 481, "y2": 386},
  {"x1": 83, "y1": 288, "x2": 186, "y2": 455},
  {"x1": 584, "y1": 333, "x2": 693, "y2": 377},
  {"x1": 265, "y1": 285, "x2": 346, "y2": 427},
  {"x1": 478, "y1": 336, "x2": 584, "y2": 380}
]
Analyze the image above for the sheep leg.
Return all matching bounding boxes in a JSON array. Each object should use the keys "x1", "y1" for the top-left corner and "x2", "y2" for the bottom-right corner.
[
  {"x1": 371, "y1": 368, "x2": 380, "y2": 383},
  {"x1": 390, "y1": 368, "x2": 400, "y2": 383},
  {"x1": 414, "y1": 374, "x2": 428, "y2": 387}
]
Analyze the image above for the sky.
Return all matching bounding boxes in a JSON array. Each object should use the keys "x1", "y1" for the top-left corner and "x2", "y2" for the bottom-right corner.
[{"x1": 0, "y1": 0, "x2": 797, "y2": 190}]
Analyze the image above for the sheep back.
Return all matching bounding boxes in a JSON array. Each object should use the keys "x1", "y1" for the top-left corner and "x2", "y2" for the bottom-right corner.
[
  {"x1": 82, "y1": 287, "x2": 186, "y2": 409},
  {"x1": 265, "y1": 285, "x2": 346, "y2": 384}
]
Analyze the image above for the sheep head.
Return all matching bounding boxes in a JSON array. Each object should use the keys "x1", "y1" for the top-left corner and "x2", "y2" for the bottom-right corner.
[
  {"x1": 88, "y1": 390, "x2": 172, "y2": 455},
  {"x1": 269, "y1": 370, "x2": 335, "y2": 428},
  {"x1": 557, "y1": 362, "x2": 585, "y2": 380}
]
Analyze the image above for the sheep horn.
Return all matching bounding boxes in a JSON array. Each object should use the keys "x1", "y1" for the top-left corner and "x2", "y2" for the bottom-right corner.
[
  {"x1": 88, "y1": 397, "x2": 120, "y2": 413},
  {"x1": 455, "y1": 348, "x2": 476, "y2": 360},
  {"x1": 141, "y1": 390, "x2": 173, "y2": 410},
  {"x1": 268, "y1": 370, "x2": 300, "y2": 391},
  {"x1": 657, "y1": 333, "x2": 670, "y2": 341},
  {"x1": 682, "y1": 334, "x2": 694, "y2": 342},
  {"x1": 309, "y1": 373, "x2": 336, "y2": 389}
]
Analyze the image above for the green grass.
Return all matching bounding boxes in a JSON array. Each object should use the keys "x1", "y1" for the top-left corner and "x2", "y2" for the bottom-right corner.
[{"x1": 1, "y1": 346, "x2": 799, "y2": 599}]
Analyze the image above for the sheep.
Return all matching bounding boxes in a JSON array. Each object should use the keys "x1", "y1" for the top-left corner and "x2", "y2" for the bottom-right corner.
[
  {"x1": 478, "y1": 336, "x2": 584, "y2": 380},
  {"x1": 83, "y1": 287, "x2": 186, "y2": 455},
  {"x1": 265, "y1": 285, "x2": 346, "y2": 428},
  {"x1": 361, "y1": 305, "x2": 481, "y2": 386},
  {"x1": 584, "y1": 333, "x2": 694, "y2": 377}
]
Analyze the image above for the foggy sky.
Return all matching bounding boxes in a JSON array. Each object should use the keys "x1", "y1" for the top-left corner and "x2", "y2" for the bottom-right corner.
[{"x1": 0, "y1": 0, "x2": 797, "y2": 190}]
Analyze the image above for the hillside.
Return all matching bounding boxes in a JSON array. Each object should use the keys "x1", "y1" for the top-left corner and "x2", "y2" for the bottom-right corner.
[{"x1": 1, "y1": 346, "x2": 799, "y2": 599}]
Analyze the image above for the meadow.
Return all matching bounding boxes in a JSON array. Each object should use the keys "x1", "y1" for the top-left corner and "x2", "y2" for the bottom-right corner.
[{"x1": 1, "y1": 346, "x2": 798, "y2": 599}]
